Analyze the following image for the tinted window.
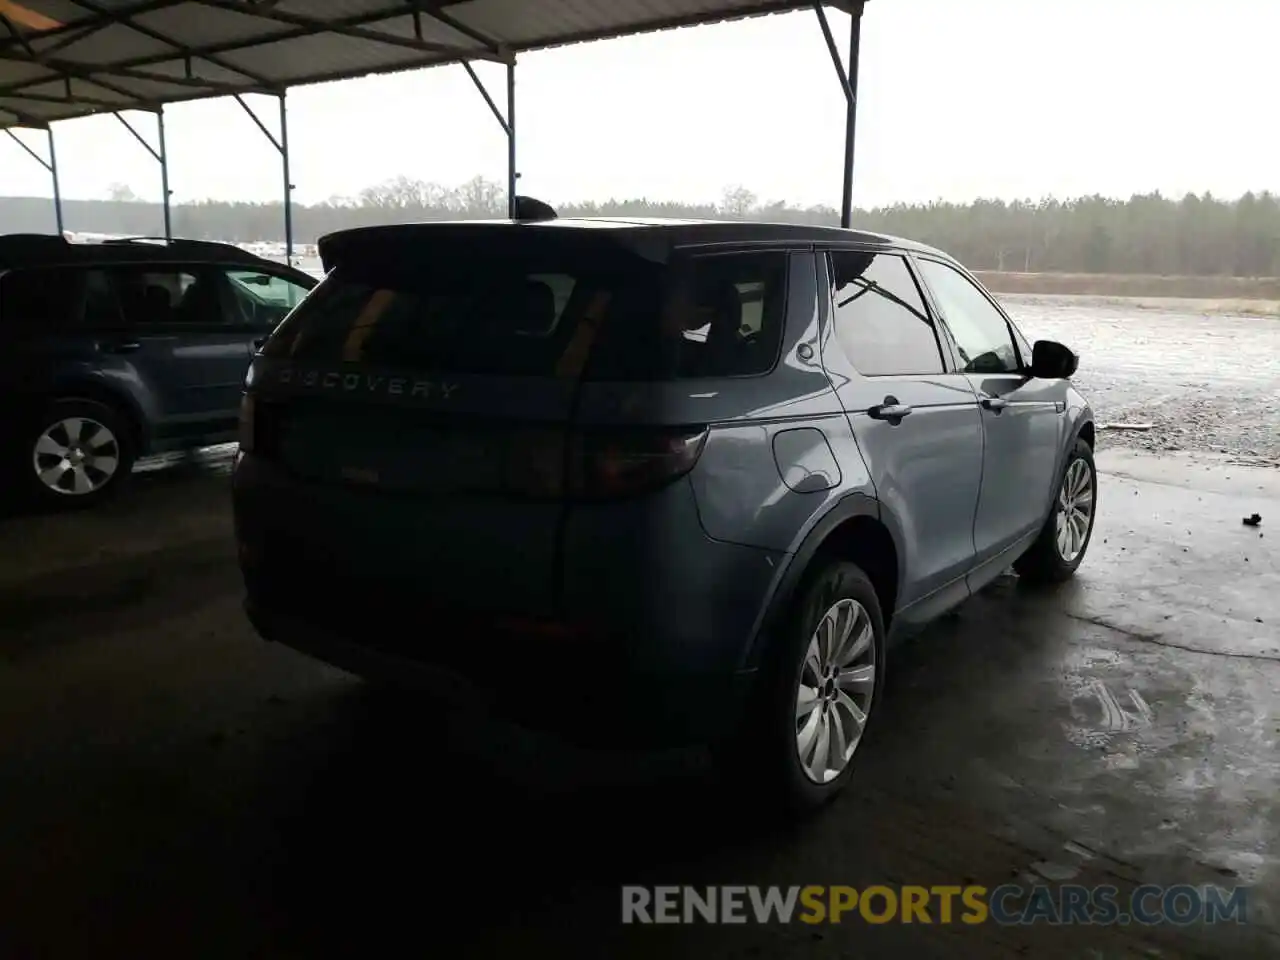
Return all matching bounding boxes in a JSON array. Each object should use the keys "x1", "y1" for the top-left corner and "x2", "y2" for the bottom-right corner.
[
  {"x1": 222, "y1": 269, "x2": 312, "y2": 329},
  {"x1": 83, "y1": 269, "x2": 123, "y2": 327},
  {"x1": 266, "y1": 245, "x2": 787, "y2": 381},
  {"x1": 0, "y1": 267, "x2": 83, "y2": 329},
  {"x1": 916, "y1": 259, "x2": 1021, "y2": 374},
  {"x1": 225, "y1": 269, "x2": 310, "y2": 311},
  {"x1": 111, "y1": 267, "x2": 224, "y2": 327},
  {"x1": 828, "y1": 252, "x2": 943, "y2": 376},
  {"x1": 592, "y1": 251, "x2": 787, "y2": 379}
]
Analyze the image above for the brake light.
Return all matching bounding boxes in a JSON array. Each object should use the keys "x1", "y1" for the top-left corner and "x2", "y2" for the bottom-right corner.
[
  {"x1": 574, "y1": 427, "x2": 709, "y2": 499},
  {"x1": 238, "y1": 394, "x2": 255, "y2": 452},
  {"x1": 504, "y1": 428, "x2": 567, "y2": 499},
  {"x1": 500, "y1": 426, "x2": 708, "y2": 500}
]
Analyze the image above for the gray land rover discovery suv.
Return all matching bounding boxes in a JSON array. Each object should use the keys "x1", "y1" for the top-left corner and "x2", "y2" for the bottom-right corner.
[{"x1": 233, "y1": 209, "x2": 1096, "y2": 812}]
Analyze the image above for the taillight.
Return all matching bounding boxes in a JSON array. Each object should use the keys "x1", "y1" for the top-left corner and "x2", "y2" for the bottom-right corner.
[
  {"x1": 500, "y1": 426, "x2": 708, "y2": 500},
  {"x1": 504, "y1": 428, "x2": 567, "y2": 499},
  {"x1": 573, "y1": 427, "x2": 709, "y2": 499},
  {"x1": 238, "y1": 393, "x2": 255, "y2": 452}
]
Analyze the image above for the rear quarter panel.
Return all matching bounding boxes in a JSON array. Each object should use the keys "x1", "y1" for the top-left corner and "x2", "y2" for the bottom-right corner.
[
  {"x1": 571, "y1": 250, "x2": 876, "y2": 553},
  {"x1": 0, "y1": 332, "x2": 158, "y2": 445}
]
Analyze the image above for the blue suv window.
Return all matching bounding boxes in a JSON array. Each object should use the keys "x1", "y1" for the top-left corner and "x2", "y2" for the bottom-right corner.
[
  {"x1": 266, "y1": 243, "x2": 788, "y2": 381},
  {"x1": 828, "y1": 251, "x2": 945, "y2": 376},
  {"x1": 0, "y1": 267, "x2": 83, "y2": 330}
]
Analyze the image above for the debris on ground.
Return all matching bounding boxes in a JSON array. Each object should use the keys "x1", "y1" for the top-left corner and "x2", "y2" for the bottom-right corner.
[
  {"x1": 1099, "y1": 422, "x2": 1154, "y2": 432},
  {"x1": 1243, "y1": 513, "x2": 1262, "y2": 527}
]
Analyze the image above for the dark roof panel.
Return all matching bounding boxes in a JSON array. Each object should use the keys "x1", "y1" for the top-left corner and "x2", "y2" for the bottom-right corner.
[
  {"x1": 316, "y1": 216, "x2": 941, "y2": 259},
  {"x1": 0, "y1": 0, "x2": 814, "y2": 129}
]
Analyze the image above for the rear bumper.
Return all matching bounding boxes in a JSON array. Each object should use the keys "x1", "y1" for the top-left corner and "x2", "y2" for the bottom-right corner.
[{"x1": 245, "y1": 598, "x2": 757, "y2": 748}]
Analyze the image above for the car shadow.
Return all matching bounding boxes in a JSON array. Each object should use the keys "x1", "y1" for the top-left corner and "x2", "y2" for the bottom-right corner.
[
  {"x1": 262, "y1": 575, "x2": 1083, "y2": 956},
  {"x1": 0, "y1": 446, "x2": 233, "y2": 522}
]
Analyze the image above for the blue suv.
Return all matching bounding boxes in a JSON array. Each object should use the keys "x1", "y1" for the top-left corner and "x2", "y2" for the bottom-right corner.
[
  {"x1": 0, "y1": 234, "x2": 316, "y2": 508},
  {"x1": 233, "y1": 211, "x2": 1096, "y2": 812}
]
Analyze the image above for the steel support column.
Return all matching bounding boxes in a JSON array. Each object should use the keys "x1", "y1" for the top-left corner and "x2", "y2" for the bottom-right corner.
[
  {"x1": 279, "y1": 93, "x2": 294, "y2": 263},
  {"x1": 113, "y1": 109, "x2": 172, "y2": 238},
  {"x1": 4, "y1": 126, "x2": 63, "y2": 234},
  {"x1": 158, "y1": 110, "x2": 172, "y2": 239},
  {"x1": 815, "y1": 1, "x2": 865, "y2": 228},
  {"x1": 462, "y1": 56, "x2": 518, "y2": 217},
  {"x1": 233, "y1": 91, "x2": 294, "y2": 263},
  {"x1": 48, "y1": 128, "x2": 62, "y2": 235},
  {"x1": 506, "y1": 61, "x2": 517, "y2": 218}
]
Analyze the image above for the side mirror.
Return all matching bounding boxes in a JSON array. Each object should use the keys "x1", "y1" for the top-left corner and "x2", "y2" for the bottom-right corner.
[{"x1": 1030, "y1": 339, "x2": 1078, "y2": 379}]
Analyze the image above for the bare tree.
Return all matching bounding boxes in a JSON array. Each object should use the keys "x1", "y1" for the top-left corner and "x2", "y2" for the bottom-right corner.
[
  {"x1": 719, "y1": 186, "x2": 757, "y2": 218},
  {"x1": 107, "y1": 182, "x2": 139, "y2": 203}
]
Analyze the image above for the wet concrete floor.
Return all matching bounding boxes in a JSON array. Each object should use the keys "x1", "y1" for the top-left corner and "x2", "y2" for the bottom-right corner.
[{"x1": 1, "y1": 448, "x2": 1277, "y2": 958}]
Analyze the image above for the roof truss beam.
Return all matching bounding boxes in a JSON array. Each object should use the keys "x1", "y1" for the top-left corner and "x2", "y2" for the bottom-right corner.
[
  {"x1": 407, "y1": 2, "x2": 504, "y2": 57},
  {"x1": 0, "y1": 1, "x2": 505, "y2": 103},
  {"x1": 0, "y1": 0, "x2": 822, "y2": 129},
  {"x1": 0, "y1": 13, "x2": 184, "y2": 106},
  {"x1": 66, "y1": 0, "x2": 275, "y2": 87},
  {"x1": 2, "y1": 82, "x2": 124, "y2": 109},
  {"x1": 0, "y1": 44, "x2": 275, "y2": 100},
  {"x1": 0, "y1": 0, "x2": 177, "y2": 53},
  {"x1": 190, "y1": 0, "x2": 500, "y2": 62},
  {"x1": 3, "y1": 125, "x2": 52, "y2": 163}
]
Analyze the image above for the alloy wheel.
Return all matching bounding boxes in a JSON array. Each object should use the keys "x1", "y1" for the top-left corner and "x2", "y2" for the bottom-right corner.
[
  {"x1": 795, "y1": 598, "x2": 876, "y2": 783},
  {"x1": 32, "y1": 416, "x2": 121, "y2": 496},
  {"x1": 1055, "y1": 457, "x2": 1095, "y2": 563}
]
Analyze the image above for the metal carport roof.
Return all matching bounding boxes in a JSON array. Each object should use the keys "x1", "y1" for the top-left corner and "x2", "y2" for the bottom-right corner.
[{"x1": 0, "y1": 1, "x2": 868, "y2": 250}]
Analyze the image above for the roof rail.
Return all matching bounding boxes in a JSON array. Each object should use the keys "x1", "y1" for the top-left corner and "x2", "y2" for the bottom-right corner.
[
  {"x1": 97, "y1": 236, "x2": 270, "y2": 260},
  {"x1": 101, "y1": 236, "x2": 237, "y2": 249},
  {"x1": 513, "y1": 196, "x2": 558, "y2": 222},
  {"x1": 0, "y1": 232, "x2": 70, "y2": 249}
]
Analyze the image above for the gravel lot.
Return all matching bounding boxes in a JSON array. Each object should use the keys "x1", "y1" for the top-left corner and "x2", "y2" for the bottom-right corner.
[{"x1": 1005, "y1": 294, "x2": 1280, "y2": 462}]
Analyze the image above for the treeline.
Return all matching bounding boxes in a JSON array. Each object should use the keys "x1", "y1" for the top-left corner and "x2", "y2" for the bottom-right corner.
[{"x1": 3, "y1": 177, "x2": 1279, "y2": 277}]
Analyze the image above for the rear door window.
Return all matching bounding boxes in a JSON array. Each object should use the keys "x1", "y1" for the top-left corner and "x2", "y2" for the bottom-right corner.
[
  {"x1": 265, "y1": 242, "x2": 788, "y2": 381},
  {"x1": 82, "y1": 269, "x2": 124, "y2": 327},
  {"x1": 828, "y1": 251, "x2": 945, "y2": 376},
  {"x1": 110, "y1": 266, "x2": 231, "y2": 328},
  {"x1": 0, "y1": 267, "x2": 85, "y2": 331}
]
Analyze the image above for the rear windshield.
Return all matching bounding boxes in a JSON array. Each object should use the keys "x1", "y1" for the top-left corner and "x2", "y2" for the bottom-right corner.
[{"x1": 264, "y1": 240, "x2": 788, "y2": 381}]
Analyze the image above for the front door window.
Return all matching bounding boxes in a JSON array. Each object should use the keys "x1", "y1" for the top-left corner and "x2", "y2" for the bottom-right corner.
[{"x1": 915, "y1": 259, "x2": 1021, "y2": 374}]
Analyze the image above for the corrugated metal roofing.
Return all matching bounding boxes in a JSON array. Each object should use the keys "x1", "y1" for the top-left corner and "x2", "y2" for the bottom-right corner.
[{"x1": 0, "y1": 0, "x2": 825, "y2": 129}]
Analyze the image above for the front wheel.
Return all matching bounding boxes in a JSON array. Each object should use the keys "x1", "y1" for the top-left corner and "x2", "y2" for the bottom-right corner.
[
  {"x1": 716, "y1": 560, "x2": 886, "y2": 815},
  {"x1": 1015, "y1": 437, "x2": 1097, "y2": 585}
]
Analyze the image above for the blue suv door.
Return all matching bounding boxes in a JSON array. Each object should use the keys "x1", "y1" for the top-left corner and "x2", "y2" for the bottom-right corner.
[
  {"x1": 912, "y1": 256, "x2": 1064, "y2": 567},
  {"x1": 106, "y1": 263, "x2": 253, "y2": 446},
  {"x1": 818, "y1": 249, "x2": 985, "y2": 618}
]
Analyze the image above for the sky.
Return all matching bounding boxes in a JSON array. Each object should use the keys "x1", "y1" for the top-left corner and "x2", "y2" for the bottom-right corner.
[{"x1": 2, "y1": 0, "x2": 1278, "y2": 211}]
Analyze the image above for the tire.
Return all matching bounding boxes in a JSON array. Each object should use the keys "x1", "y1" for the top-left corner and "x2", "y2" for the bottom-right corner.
[
  {"x1": 716, "y1": 560, "x2": 886, "y2": 816},
  {"x1": 1014, "y1": 437, "x2": 1097, "y2": 586},
  {"x1": 21, "y1": 398, "x2": 137, "y2": 510}
]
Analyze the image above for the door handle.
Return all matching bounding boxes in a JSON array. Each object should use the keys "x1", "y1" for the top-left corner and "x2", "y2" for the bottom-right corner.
[
  {"x1": 981, "y1": 395, "x2": 1008, "y2": 412},
  {"x1": 867, "y1": 397, "x2": 913, "y2": 422},
  {"x1": 100, "y1": 340, "x2": 141, "y2": 354}
]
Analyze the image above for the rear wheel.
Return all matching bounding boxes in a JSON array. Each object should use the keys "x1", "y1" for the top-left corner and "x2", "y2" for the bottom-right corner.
[
  {"x1": 1015, "y1": 438, "x2": 1097, "y2": 585},
  {"x1": 23, "y1": 399, "x2": 136, "y2": 509},
  {"x1": 718, "y1": 560, "x2": 885, "y2": 815}
]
